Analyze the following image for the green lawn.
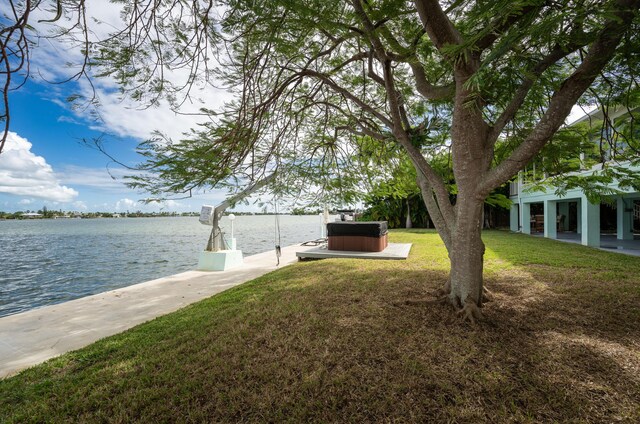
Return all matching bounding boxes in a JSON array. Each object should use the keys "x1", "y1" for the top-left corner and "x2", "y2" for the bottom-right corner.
[{"x1": 1, "y1": 230, "x2": 639, "y2": 422}]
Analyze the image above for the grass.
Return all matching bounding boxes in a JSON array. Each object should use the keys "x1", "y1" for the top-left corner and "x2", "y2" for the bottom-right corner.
[{"x1": 1, "y1": 230, "x2": 640, "y2": 422}]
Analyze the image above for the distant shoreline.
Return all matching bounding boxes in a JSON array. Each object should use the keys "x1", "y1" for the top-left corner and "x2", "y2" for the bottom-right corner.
[{"x1": 0, "y1": 212, "x2": 324, "y2": 220}]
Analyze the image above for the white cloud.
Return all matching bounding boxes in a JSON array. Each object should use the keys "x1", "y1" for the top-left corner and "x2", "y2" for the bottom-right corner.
[
  {"x1": 0, "y1": 132, "x2": 79, "y2": 202},
  {"x1": 73, "y1": 201, "x2": 88, "y2": 211},
  {"x1": 146, "y1": 199, "x2": 185, "y2": 210},
  {"x1": 18, "y1": 198, "x2": 33, "y2": 205},
  {"x1": 115, "y1": 198, "x2": 138, "y2": 211},
  {"x1": 56, "y1": 165, "x2": 130, "y2": 192},
  {"x1": 163, "y1": 200, "x2": 183, "y2": 209},
  {"x1": 146, "y1": 199, "x2": 179, "y2": 209},
  {"x1": 83, "y1": 85, "x2": 210, "y2": 141},
  {"x1": 29, "y1": 0, "x2": 233, "y2": 143},
  {"x1": 57, "y1": 115, "x2": 82, "y2": 125}
]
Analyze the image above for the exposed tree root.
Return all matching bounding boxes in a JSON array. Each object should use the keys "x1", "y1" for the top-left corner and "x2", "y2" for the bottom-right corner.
[
  {"x1": 397, "y1": 279, "x2": 451, "y2": 307},
  {"x1": 401, "y1": 296, "x2": 448, "y2": 307},
  {"x1": 434, "y1": 279, "x2": 451, "y2": 297},
  {"x1": 457, "y1": 298, "x2": 483, "y2": 325},
  {"x1": 400, "y1": 280, "x2": 491, "y2": 326},
  {"x1": 482, "y1": 286, "x2": 493, "y2": 303}
]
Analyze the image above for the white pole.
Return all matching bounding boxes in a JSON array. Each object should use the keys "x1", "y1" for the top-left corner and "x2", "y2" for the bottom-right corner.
[{"x1": 229, "y1": 214, "x2": 236, "y2": 250}]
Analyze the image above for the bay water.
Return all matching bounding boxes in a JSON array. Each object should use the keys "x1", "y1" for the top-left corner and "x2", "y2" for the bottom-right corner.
[{"x1": 0, "y1": 215, "x2": 327, "y2": 317}]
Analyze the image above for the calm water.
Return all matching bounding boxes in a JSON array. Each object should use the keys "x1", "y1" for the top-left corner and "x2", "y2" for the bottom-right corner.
[{"x1": 0, "y1": 215, "x2": 327, "y2": 317}]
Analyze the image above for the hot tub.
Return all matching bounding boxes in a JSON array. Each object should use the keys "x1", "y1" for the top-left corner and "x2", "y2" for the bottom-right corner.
[{"x1": 326, "y1": 221, "x2": 388, "y2": 252}]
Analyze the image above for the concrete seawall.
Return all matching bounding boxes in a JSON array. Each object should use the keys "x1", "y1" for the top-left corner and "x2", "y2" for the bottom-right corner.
[{"x1": 0, "y1": 244, "x2": 314, "y2": 379}]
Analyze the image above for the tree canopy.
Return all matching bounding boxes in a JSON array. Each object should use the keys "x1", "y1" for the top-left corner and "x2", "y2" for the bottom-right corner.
[{"x1": 96, "y1": 0, "x2": 640, "y2": 208}]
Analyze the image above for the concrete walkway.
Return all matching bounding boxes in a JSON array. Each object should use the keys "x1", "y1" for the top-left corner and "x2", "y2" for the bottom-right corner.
[
  {"x1": 531, "y1": 232, "x2": 640, "y2": 257},
  {"x1": 0, "y1": 244, "x2": 314, "y2": 379}
]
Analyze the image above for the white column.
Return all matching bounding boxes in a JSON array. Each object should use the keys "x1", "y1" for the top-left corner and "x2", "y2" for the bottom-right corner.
[
  {"x1": 510, "y1": 203, "x2": 519, "y2": 232},
  {"x1": 617, "y1": 197, "x2": 633, "y2": 240},
  {"x1": 576, "y1": 199, "x2": 582, "y2": 234},
  {"x1": 522, "y1": 202, "x2": 531, "y2": 235},
  {"x1": 581, "y1": 196, "x2": 600, "y2": 247},
  {"x1": 544, "y1": 200, "x2": 557, "y2": 239}
]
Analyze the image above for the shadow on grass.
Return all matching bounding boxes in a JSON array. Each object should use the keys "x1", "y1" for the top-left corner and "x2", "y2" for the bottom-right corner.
[
  {"x1": 321, "y1": 259, "x2": 640, "y2": 423},
  {"x1": 483, "y1": 231, "x2": 640, "y2": 341}
]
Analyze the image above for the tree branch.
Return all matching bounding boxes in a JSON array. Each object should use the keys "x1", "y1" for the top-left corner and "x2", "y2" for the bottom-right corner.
[
  {"x1": 381, "y1": 58, "x2": 455, "y2": 228},
  {"x1": 409, "y1": 61, "x2": 454, "y2": 100},
  {"x1": 417, "y1": 172, "x2": 452, "y2": 250},
  {"x1": 298, "y1": 69, "x2": 394, "y2": 127},
  {"x1": 414, "y1": 0, "x2": 462, "y2": 51},
  {"x1": 351, "y1": 0, "x2": 389, "y2": 61},
  {"x1": 375, "y1": 18, "x2": 454, "y2": 100},
  {"x1": 487, "y1": 42, "x2": 582, "y2": 143},
  {"x1": 473, "y1": 3, "x2": 542, "y2": 53}
]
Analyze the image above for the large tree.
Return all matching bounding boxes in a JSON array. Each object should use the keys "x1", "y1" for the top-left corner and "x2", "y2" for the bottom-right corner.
[{"x1": 4, "y1": 0, "x2": 640, "y2": 321}]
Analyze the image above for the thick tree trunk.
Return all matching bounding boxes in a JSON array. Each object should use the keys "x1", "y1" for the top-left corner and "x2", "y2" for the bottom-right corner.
[
  {"x1": 448, "y1": 197, "x2": 485, "y2": 309},
  {"x1": 442, "y1": 63, "x2": 489, "y2": 322}
]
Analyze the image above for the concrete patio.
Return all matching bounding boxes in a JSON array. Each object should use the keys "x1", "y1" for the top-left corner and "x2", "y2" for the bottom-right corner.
[
  {"x1": 531, "y1": 231, "x2": 640, "y2": 257},
  {"x1": 296, "y1": 242, "x2": 412, "y2": 260}
]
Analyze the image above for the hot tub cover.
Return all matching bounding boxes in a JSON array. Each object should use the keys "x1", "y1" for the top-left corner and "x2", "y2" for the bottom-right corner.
[{"x1": 327, "y1": 221, "x2": 388, "y2": 237}]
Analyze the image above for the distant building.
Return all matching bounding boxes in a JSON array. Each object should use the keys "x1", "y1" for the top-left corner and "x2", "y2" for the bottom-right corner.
[{"x1": 22, "y1": 212, "x2": 43, "y2": 219}]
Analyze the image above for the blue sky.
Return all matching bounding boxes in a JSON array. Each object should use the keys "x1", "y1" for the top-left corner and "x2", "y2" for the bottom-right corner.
[{"x1": 0, "y1": 78, "x2": 212, "y2": 213}]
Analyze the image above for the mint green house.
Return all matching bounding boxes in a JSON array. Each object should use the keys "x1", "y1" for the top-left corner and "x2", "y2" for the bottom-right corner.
[{"x1": 509, "y1": 107, "x2": 639, "y2": 248}]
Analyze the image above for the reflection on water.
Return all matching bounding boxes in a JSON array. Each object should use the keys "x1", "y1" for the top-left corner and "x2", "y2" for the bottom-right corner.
[{"x1": 0, "y1": 215, "x2": 325, "y2": 317}]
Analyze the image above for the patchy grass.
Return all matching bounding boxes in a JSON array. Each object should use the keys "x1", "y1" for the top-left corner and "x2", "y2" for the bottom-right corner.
[{"x1": 1, "y1": 230, "x2": 639, "y2": 422}]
